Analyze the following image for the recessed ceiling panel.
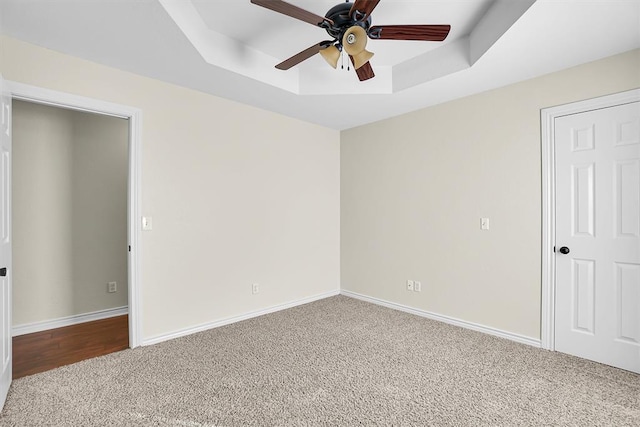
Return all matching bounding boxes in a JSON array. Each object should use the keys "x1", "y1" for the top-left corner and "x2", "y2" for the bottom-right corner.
[
  {"x1": 167, "y1": 0, "x2": 516, "y2": 94},
  {"x1": 192, "y1": 0, "x2": 494, "y2": 66}
]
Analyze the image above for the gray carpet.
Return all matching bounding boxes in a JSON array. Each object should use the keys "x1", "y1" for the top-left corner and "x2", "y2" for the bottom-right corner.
[{"x1": 1, "y1": 296, "x2": 639, "y2": 426}]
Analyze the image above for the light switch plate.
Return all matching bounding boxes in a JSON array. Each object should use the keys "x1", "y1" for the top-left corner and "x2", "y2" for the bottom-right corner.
[
  {"x1": 142, "y1": 216, "x2": 153, "y2": 231},
  {"x1": 481, "y1": 218, "x2": 490, "y2": 230}
]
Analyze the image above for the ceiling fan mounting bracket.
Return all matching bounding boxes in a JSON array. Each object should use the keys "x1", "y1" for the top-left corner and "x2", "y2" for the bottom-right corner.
[
  {"x1": 352, "y1": 10, "x2": 367, "y2": 23},
  {"x1": 367, "y1": 27, "x2": 382, "y2": 39}
]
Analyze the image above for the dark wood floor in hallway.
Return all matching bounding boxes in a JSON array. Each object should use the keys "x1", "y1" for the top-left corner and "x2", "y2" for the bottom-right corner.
[{"x1": 12, "y1": 315, "x2": 129, "y2": 379}]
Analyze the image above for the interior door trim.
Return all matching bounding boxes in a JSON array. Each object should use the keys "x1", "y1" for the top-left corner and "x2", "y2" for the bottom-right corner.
[
  {"x1": 540, "y1": 88, "x2": 640, "y2": 351},
  {"x1": 7, "y1": 81, "x2": 143, "y2": 348}
]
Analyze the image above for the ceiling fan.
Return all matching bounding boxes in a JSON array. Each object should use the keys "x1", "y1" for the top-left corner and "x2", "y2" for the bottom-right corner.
[{"x1": 250, "y1": 0, "x2": 451, "y2": 81}]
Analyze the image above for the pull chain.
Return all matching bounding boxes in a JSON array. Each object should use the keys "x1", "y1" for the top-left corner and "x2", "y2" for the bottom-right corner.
[{"x1": 340, "y1": 51, "x2": 350, "y2": 71}]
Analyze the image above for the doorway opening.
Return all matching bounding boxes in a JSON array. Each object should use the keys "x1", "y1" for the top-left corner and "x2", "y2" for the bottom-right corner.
[
  {"x1": 12, "y1": 100, "x2": 129, "y2": 377},
  {"x1": 8, "y1": 82, "x2": 142, "y2": 377}
]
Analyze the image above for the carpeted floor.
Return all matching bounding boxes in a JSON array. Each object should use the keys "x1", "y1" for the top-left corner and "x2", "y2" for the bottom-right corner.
[{"x1": 1, "y1": 296, "x2": 638, "y2": 426}]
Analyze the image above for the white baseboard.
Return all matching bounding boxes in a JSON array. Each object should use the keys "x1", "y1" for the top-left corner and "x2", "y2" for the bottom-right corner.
[
  {"x1": 142, "y1": 289, "x2": 340, "y2": 347},
  {"x1": 12, "y1": 306, "x2": 129, "y2": 337},
  {"x1": 340, "y1": 290, "x2": 541, "y2": 348}
]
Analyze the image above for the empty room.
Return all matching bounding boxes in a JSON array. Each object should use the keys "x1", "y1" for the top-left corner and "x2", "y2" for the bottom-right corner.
[{"x1": 0, "y1": 0, "x2": 639, "y2": 425}]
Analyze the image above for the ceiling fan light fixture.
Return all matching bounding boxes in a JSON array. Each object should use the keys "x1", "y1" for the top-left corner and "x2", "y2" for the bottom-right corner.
[
  {"x1": 351, "y1": 50, "x2": 374, "y2": 70},
  {"x1": 319, "y1": 45, "x2": 341, "y2": 69},
  {"x1": 342, "y1": 25, "x2": 373, "y2": 70},
  {"x1": 342, "y1": 26, "x2": 367, "y2": 55}
]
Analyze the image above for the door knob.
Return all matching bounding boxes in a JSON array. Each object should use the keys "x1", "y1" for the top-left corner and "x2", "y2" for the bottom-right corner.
[{"x1": 558, "y1": 246, "x2": 570, "y2": 254}]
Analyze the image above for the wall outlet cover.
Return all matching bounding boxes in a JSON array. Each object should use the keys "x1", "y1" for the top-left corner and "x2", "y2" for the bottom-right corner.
[{"x1": 406, "y1": 280, "x2": 414, "y2": 291}]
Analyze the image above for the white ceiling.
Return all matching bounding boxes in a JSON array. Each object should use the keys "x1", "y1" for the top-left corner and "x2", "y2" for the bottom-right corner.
[{"x1": 1, "y1": 0, "x2": 639, "y2": 130}]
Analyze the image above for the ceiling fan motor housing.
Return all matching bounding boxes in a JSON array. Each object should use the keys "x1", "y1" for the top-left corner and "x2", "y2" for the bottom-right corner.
[{"x1": 322, "y1": 2, "x2": 371, "y2": 46}]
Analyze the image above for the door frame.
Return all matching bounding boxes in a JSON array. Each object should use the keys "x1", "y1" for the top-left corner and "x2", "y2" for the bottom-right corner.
[
  {"x1": 7, "y1": 81, "x2": 142, "y2": 348},
  {"x1": 540, "y1": 88, "x2": 640, "y2": 351}
]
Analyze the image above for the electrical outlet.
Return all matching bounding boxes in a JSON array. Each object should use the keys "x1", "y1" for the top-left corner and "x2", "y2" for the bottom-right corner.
[
  {"x1": 107, "y1": 281, "x2": 117, "y2": 293},
  {"x1": 406, "y1": 280, "x2": 414, "y2": 291},
  {"x1": 414, "y1": 281, "x2": 422, "y2": 292},
  {"x1": 252, "y1": 283, "x2": 259, "y2": 294}
]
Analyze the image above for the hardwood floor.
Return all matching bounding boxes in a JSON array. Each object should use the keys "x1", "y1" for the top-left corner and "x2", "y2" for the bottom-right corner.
[{"x1": 12, "y1": 315, "x2": 129, "y2": 379}]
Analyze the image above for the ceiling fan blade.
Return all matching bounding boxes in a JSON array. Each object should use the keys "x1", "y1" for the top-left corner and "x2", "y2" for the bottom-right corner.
[
  {"x1": 276, "y1": 42, "x2": 332, "y2": 70},
  {"x1": 349, "y1": 56, "x2": 375, "y2": 81},
  {"x1": 368, "y1": 25, "x2": 451, "y2": 41},
  {"x1": 349, "y1": 0, "x2": 381, "y2": 22},
  {"x1": 251, "y1": 0, "x2": 331, "y2": 26}
]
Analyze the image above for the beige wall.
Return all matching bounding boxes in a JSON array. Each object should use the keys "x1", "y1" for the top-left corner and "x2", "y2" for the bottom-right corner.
[
  {"x1": 4, "y1": 33, "x2": 638, "y2": 344},
  {"x1": 341, "y1": 49, "x2": 640, "y2": 340},
  {"x1": 71, "y1": 110, "x2": 129, "y2": 318},
  {"x1": 12, "y1": 100, "x2": 129, "y2": 325},
  {"x1": 1, "y1": 36, "x2": 341, "y2": 340}
]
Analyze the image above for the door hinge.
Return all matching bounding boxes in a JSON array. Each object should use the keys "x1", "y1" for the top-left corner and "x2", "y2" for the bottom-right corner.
[{"x1": 553, "y1": 246, "x2": 556, "y2": 253}]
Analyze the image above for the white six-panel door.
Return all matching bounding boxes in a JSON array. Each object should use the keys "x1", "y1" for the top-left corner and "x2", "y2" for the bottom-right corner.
[
  {"x1": 0, "y1": 75, "x2": 12, "y2": 409},
  {"x1": 555, "y1": 101, "x2": 640, "y2": 373}
]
